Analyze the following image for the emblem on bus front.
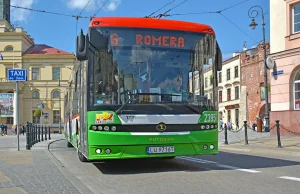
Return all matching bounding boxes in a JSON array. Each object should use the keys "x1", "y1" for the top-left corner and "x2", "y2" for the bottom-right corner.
[{"x1": 156, "y1": 123, "x2": 167, "y2": 132}]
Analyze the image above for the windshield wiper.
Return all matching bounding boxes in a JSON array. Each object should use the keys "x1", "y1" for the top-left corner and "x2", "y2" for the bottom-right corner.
[{"x1": 115, "y1": 92, "x2": 181, "y2": 115}]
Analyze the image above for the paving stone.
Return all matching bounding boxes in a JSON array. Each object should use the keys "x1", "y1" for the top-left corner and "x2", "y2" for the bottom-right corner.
[{"x1": 0, "y1": 133, "x2": 82, "y2": 193}]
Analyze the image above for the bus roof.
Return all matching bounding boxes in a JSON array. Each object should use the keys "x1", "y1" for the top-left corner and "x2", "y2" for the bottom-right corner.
[{"x1": 89, "y1": 17, "x2": 215, "y2": 35}]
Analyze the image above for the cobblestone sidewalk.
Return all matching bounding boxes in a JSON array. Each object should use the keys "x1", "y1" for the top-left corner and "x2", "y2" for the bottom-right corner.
[{"x1": 0, "y1": 133, "x2": 83, "y2": 194}]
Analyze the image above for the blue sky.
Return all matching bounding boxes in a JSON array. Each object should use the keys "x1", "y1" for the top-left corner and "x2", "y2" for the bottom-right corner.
[{"x1": 11, "y1": 0, "x2": 269, "y2": 60}]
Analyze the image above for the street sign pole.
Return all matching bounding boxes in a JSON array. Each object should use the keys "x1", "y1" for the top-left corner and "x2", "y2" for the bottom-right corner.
[
  {"x1": 8, "y1": 69, "x2": 27, "y2": 152},
  {"x1": 16, "y1": 81, "x2": 19, "y2": 151}
]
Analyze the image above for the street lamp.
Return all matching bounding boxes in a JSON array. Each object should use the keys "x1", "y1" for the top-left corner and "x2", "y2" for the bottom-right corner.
[{"x1": 248, "y1": 5, "x2": 270, "y2": 132}]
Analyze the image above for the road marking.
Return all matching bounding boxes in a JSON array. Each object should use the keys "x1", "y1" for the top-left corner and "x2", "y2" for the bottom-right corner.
[
  {"x1": 278, "y1": 176, "x2": 300, "y2": 182},
  {"x1": 177, "y1": 156, "x2": 261, "y2": 173}
]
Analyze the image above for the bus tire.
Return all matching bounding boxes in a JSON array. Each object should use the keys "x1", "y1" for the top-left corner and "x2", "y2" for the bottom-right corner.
[
  {"x1": 163, "y1": 156, "x2": 175, "y2": 159},
  {"x1": 67, "y1": 141, "x2": 73, "y2": 147},
  {"x1": 78, "y1": 151, "x2": 88, "y2": 162}
]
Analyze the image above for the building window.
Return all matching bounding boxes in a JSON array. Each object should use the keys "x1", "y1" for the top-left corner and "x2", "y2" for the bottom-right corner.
[
  {"x1": 32, "y1": 110, "x2": 40, "y2": 124},
  {"x1": 32, "y1": 91, "x2": 40, "y2": 99},
  {"x1": 294, "y1": 71, "x2": 300, "y2": 109},
  {"x1": 7, "y1": 117, "x2": 13, "y2": 124},
  {"x1": 205, "y1": 77, "x2": 207, "y2": 88},
  {"x1": 52, "y1": 67, "x2": 60, "y2": 80},
  {"x1": 235, "y1": 86, "x2": 239, "y2": 99},
  {"x1": 260, "y1": 85, "x2": 265, "y2": 100},
  {"x1": 53, "y1": 110, "x2": 60, "y2": 124},
  {"x1": 219, "y1": 90, "x2": 222, "y2": 102},
  {"x1": 293, "y1": 4, "x2": 300, "y2": 33},
  {"x1": 32, "y1": 68, "x2": 40, "y2": 80},
  {"x1": 53, "y1": 91, "x2": 60, "y2": 98},
  {"x1": 234, "y1": 66, "x2": 238, "y2": 78},
  {"x1": 227, "y1": 88, "x2": 231, "y2": 101},
  {"x1": 227, "y1": 69, "x2": 230, "y2": 80},
  {"x1": 4, "y1": 46, "x2": 13, "y2": 51},
  {"x1": 218, "y1": 72, "x2": 222, "y2": 83}
]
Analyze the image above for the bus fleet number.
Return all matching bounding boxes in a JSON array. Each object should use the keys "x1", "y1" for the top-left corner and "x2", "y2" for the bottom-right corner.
[{"x1": 204, "y1": 114, "x2": 217, "y2": 123}]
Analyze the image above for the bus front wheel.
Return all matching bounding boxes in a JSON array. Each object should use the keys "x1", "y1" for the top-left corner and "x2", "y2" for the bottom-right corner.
[
  {"x1": 67, "y1": 141, "x2": 73, "y2": 147},
  {"x1": 78, "y1": 151, "x2": 88, "y2": 162}
]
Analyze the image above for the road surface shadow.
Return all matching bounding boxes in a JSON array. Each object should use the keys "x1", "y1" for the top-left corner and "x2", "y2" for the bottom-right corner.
[
  {"x1": 93, "y1": 158, "x2": 210, "y2": 174},
  {"x1": 196, "y1": 151, "x2": 300, "y2": 169}
]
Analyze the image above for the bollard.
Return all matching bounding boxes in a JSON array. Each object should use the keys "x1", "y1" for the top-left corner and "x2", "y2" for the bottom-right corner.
[
  {"x1": 244, "y1": 121, "x2": 249, "y2": 145},
  {"x1": 48, "y1": 126, "x2": 51, "y2": 140},
  {"x1": 224, "y1": 124, "x2": 228, "y2": 145},
  {"x1": 29, "y1": 124, "x2": 32, "y2": 148},
  {"x1": 30, "y1": 124, "x2": 33, "y2": 146},
  {"x1": 276, "y1": 120, "x2": 282, "y2": 148},
  {"x1": 32, "y1": 125, "x2": 35, "y2": 145},
  {"x1": 36, "y1": 125, "x2": 38, "y2": 144},
  {"x1": 38, "y1": 125, "x2": 41, "y2": 142},
  {"x1": 41, "y1": 125, "x2": 44, "y2": 141},
  {"x1": 45, "y1": 126, "x2": 47, "y2": 140},
  {"x1": 26, "y1": 123, "x2": 30, "y2": 150}
]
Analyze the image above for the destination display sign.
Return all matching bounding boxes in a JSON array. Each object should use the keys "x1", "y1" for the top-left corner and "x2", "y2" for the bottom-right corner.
[{"x1": 107, "y1": 29, "x2": 205, "y2": 50}]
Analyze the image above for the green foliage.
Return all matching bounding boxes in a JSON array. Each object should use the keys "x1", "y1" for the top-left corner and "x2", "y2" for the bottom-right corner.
[{"x1": 33, "y1": 109, "x2": 42, "y2": 117}]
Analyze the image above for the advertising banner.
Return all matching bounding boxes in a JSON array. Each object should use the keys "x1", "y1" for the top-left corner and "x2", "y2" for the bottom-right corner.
[{"x1": 0, "y1": 93, "x2": 14, "y2": 117}]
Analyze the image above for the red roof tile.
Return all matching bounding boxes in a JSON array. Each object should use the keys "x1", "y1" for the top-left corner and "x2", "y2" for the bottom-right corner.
[{"x1": 23, "y1": 44, "x2": 72, "y2": 55}]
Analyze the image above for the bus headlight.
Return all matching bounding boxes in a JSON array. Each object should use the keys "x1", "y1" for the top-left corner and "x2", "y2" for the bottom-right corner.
[
  {"x1": 203, "y1": 145, "x2": 208, "y2": 150},
  {"x1": 98, "y1": 126, "x2": 103, "y2": 130},
  {"x1": 105, "y1": 149, "x2": 111, "y2": 154},
  {"x1": 96, "y1": 148, "x2": 102, "y2": 154},
  {"x1": 104, "y1": 126, "x2": 109, "y2": 131},
  {"x1": 92, "y1": 126, "x2": 97, "y2": 130},
  {"x1": 111, "y1": 126, "x2": 116, "y2": 131},
  {"x1": 210, "y1": 144, "x2": 214, "y2": 150}
]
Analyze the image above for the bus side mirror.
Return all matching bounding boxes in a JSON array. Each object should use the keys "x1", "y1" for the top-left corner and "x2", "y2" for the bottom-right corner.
[
  {"x1": 215, "y1": 42, "x2": 222, "y2": 71},
  {"x1": 76, "y1": 29, "x2": 89, "y2": 61}
]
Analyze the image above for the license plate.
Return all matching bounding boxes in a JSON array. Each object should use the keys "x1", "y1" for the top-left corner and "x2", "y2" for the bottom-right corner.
[{"x1": 146, "y1": 146, "x2": 175, "y2": 154}]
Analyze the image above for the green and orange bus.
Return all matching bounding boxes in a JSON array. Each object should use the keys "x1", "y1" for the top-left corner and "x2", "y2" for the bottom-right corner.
[{"x1": 64, "y1": 17, "x2": 222, "y2": 162}]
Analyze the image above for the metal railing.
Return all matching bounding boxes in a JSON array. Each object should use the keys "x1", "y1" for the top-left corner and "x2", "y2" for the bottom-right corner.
[{"x1": 25, "y1": 122, "x2": 51, "y2": 150}]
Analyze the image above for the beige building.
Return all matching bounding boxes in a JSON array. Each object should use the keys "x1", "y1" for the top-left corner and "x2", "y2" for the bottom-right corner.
[
  {"x1": 0, "y1": 20, "x2": 76, "y2": 130},
  {"x1": 203, "y1": 65, "x2": 213, "y2": 101},
  {"x1": 269, "y1": 0, "x2": 300, "y2": 135},
  {"x1": 216, "y1": 53, "x2": 244, "y2": 129}
]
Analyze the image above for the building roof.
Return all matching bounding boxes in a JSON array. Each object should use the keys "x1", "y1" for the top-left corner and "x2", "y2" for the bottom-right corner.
[{"x1": 23, "y1": 44, "x2": 72, "y2": 55}]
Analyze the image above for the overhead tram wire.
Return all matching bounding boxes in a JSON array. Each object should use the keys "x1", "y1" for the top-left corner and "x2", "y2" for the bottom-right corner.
[
  {"x1": 76, "y1": 0, "x2": 91, "y2": 37},
  {"x1": 9, "y1": 4, "x2": 90, "y2": 19},
  {"x1": 144, "y1": 0, "x2": 176, "y2": 18},
  {"x1": 154, "y1": 0, "x2": 189, "y2": 18},
  {"x1": 90, "y1": 0, "x2": 110, "y2": 20},
  {"x1": 153, "y1": 0, "x2": 257, "y2": 43}
]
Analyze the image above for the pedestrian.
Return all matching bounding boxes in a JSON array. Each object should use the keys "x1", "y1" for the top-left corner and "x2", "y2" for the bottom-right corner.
[
  {"x1": 4, "y1": 124, "x2": 7, "y2": 136},
  {"x1": 219, "y1": 119, "x2": 223, "y2": 131}
]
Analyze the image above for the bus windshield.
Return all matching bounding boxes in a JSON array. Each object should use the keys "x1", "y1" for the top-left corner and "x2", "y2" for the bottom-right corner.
[{"x1": 88, "y1": 27, "x2": 216, "y2": 107}]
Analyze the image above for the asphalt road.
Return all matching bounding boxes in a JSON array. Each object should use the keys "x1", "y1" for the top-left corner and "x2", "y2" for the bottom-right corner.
[{"x1": 49, "y1": 140, "x2": 300, "y2": 194}]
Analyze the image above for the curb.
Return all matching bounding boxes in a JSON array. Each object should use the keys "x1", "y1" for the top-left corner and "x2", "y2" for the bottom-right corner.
[
  {"x1": 219, "y1": 146, "x2": 300, "y2": 157},
  {"x1": 45, "y1": 139, "x2": 94, "y2": 194}
]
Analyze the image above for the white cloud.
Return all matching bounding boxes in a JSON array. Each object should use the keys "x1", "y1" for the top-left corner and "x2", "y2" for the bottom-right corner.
[
  {"x1": 11, "y1": 0, "x2": 36, "y2": 22},
  {"x1": 66, "y1": 0, "x2": 121, "y2": 12}
]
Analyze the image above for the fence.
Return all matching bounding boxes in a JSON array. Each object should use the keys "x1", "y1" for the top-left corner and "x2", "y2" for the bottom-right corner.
[
  {"x1": 25, "y1": 122, "x2": 51, "y2": 150},
  {"x1": 218, "y1": 120, "x2": 300, "y2": 148}
]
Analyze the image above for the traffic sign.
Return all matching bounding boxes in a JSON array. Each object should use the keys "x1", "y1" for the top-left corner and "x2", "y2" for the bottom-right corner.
[
  {"x1": 7, "y1": 69, "x2": 27, "y2": 81},
  {"x1": 272, "y1": 70, "x2": 283, "y2": 76}
]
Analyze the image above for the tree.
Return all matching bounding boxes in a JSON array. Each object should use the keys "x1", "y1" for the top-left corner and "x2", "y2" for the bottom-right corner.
[{"x1": 33, "y1": 109, "x2": 42, "y2": 117}]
